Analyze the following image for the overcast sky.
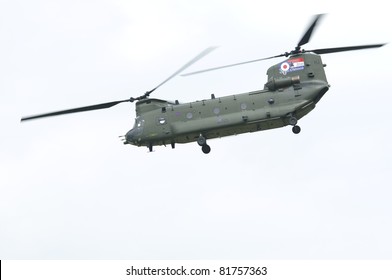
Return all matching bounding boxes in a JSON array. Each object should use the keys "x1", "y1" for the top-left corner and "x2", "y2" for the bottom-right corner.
[{"x1": 1, "y1": 0, "x2": 391, "y2": 259}]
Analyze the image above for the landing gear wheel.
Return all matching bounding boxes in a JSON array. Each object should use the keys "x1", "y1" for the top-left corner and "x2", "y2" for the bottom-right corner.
[
  {"x1": 197, "y1": 135, "x2": 207, "y2": 146},
  {"x1": 202, "y1": 144, "x2": 211, "y2": 154},
  {"x1": 289, "y1": 116, "x2": 298, "y2": 126},
  {"x1": 292, "y1": 125, "x2": 301, "y2": 134}
]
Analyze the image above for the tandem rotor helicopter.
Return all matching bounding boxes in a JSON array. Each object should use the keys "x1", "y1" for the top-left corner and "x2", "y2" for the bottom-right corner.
[{"x1": 22, "y1": 14, "x2": 385, "y2": 154}]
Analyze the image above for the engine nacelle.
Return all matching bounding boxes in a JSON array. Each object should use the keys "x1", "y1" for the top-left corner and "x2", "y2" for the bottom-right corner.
[{"x1": 264, "y1": 75, "x2": 300, "y2": 91}]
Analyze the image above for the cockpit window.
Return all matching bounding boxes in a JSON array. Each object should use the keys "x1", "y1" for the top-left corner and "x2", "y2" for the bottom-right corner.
[{"x1": 134, "y1": 118, "x2": 145, "y2": 128}]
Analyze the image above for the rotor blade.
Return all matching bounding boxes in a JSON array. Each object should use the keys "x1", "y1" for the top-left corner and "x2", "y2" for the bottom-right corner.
[
  {"x1": 21, "y1": 99, "x2": 130, "y2": 121},
  {"x1": 147, "y1": 46, "x2": 217, "y2": 95},
  {"x1": 297, "y1": 14, "x2": 324, "y2": 48},
  {"x1": 21, "y1": 48, "x2": 216, "y2": 122},
  {"x1": 309, "y1": 43, "x2": 386, "y2": 55},
  {"x1": 181, "y1": 54, "x2": 285, "y2": 76}
]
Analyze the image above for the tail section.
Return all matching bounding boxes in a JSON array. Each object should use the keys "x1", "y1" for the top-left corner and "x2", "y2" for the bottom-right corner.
[{"x1": 265, "y1": 53, "x2": 328, "y2": 87}]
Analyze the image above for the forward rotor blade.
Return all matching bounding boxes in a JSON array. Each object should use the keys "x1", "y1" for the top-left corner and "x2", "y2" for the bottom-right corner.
[
  {"x1": 21, "y1": 47, "x2": 217, "y2": 122},
  {"x1": 297, "y1": 14, "x2": 324, "y2": 48},
  {"x1": 147, "y1": 46, "x2": 217, "y2": 94},
  {"x1": 309, "y1": 43, "x2": 386, "y2": 55},
  {"x1": 181, "y1": 54, "x2": 284, "y2": 76},
  {"x1": 21, "y1": 99, "x2": 130, "y2": 121}
]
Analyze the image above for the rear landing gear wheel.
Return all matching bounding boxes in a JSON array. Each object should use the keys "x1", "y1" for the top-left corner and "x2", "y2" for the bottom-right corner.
[
  {"x1": 202, "y1": 144, "x2": 211, "y2": 154},
  {"x1": 292, "y1": 125, "x2": 301, "y2": 134},
  {"x1": 289, "y1": 116, "x2": 298, "y2": 126}
]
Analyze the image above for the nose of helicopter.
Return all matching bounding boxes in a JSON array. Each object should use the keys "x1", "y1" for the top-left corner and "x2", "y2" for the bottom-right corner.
[{"x1": 125, "y1": 129, "x2": 136, "y2": 144}]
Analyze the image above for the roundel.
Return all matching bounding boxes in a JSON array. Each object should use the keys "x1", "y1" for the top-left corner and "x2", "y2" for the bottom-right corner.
[{"x1": 280, "y1": 62, "x2": 290, "y2": 72}]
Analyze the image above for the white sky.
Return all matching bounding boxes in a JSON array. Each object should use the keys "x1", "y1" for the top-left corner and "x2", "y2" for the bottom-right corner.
[{"x1": 1, "y1": 0, "x2": 391, "y2": 259}]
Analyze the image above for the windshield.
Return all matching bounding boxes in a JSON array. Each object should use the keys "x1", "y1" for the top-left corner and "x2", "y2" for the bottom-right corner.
[{"x1": 133, "y1": 117, "x2": 145, "y2": 129}]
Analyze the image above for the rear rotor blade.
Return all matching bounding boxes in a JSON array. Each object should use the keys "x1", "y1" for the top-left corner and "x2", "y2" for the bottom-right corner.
[
  {"x1": 21, "y1": 99, "x2": 130, "y2": 121},
  {"x1": 181, "y1": 15, "x2": 325, "y2": 77},
  {"x1": 181, "y1": 54, "x2": 285, "y2": 76},
  {"x1": 297, "y1": 14, "x2": 324, "y2": 48},
  {"x1": 309, "y1": 43, "x2": 386, "y2": 55},
  {"x1": 147, "y1": 46, "x2": 217, "y2": 94}
]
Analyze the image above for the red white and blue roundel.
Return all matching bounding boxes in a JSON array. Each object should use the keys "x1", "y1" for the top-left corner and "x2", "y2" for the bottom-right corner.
[{"x1": 280, "y1": 57, "x2": 305, "y2": 75}]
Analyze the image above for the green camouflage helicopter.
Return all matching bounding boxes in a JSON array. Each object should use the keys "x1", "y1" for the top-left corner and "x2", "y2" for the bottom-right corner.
[{"x1": 22, "y1": 14, "x2": 385, "y2": 154}]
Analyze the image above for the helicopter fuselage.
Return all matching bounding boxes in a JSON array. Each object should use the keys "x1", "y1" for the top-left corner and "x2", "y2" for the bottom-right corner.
[
  {"x1": 125, "y1": 53, "x2": 329, "y2": 153},
  {"x1": 21, "y1": 14, "x2": 384, "y2": 154}
]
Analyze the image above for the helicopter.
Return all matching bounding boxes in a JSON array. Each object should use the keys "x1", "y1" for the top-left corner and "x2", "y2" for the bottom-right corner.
[{"x1": 21, "y1": 14, "x2": 385, "y2": 154}]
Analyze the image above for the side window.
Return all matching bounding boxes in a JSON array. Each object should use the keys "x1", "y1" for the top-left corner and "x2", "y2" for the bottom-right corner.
[{"x1": 156, "y1": 117, "x2": 167, "y2": 125}]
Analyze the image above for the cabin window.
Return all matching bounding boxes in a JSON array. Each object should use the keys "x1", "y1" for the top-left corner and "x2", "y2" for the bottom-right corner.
[
  {"x1": 240, "y1": 103, "x2": 247, "y2": 110},
  {"x1": 213, "y1": 107, "x2": 220, "y2": 115},
  {"x1": 186, "y1": 112, "x2": 193, "y2": 119},
  {"x1": 157, "y1": 117, "x2": 166, "y2": 125}
]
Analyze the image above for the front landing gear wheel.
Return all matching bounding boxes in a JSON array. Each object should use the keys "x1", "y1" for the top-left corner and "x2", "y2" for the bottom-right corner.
[
  {"x1": 202, "y1": 144, "x2": 211, "y2": 154},
  {"x1": 292, "y1": 125, "x2": 301, "y2": 134},
  {"x1": 197, "y1": 135, "x2": 207, "y2": 146}
]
